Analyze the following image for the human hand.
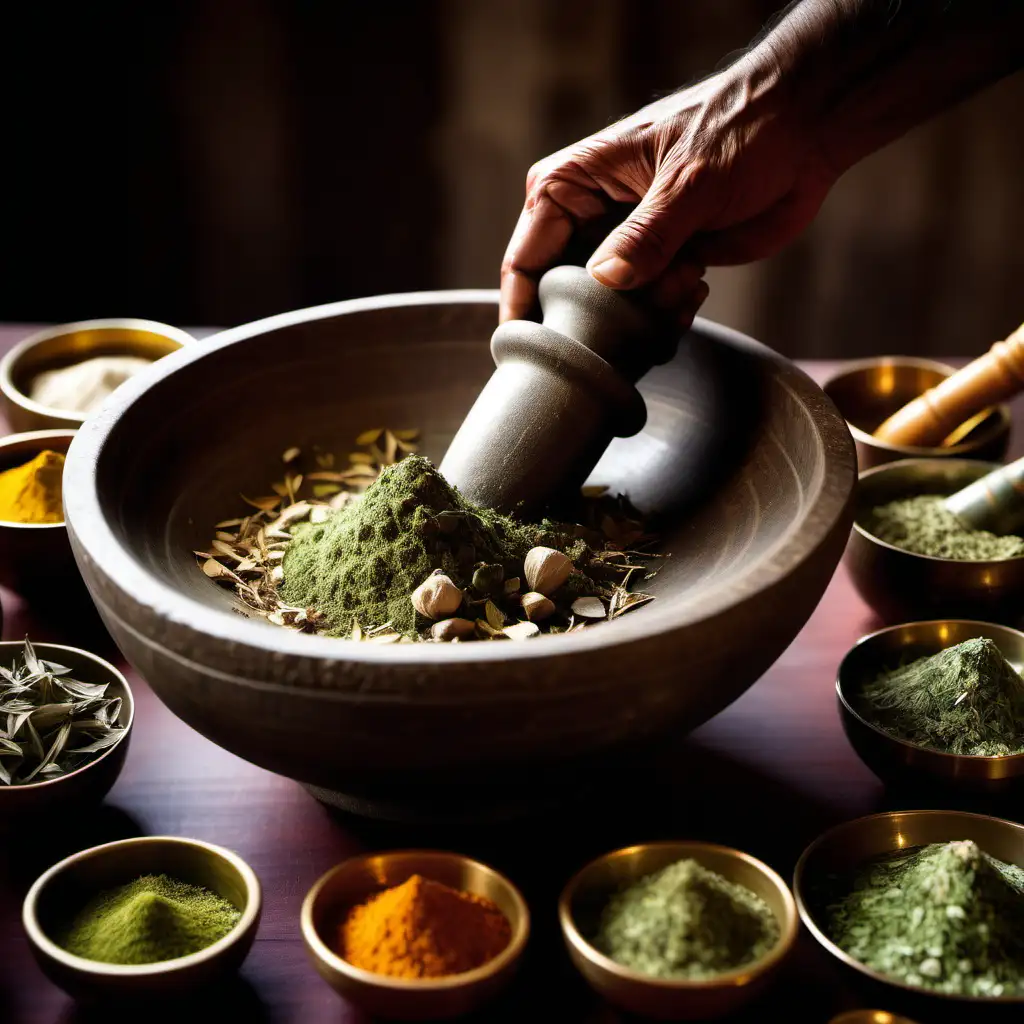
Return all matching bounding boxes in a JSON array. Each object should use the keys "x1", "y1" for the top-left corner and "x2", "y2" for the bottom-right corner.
[{"x1": 499, "y1": 63, "x2": 838, "y2": 324}]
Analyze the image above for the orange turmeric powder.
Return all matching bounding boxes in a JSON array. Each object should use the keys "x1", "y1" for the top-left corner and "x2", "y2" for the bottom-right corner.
[
  {"x1": 0, "y1": 450, "x2": 65, "y2": 524},
  {"x1": 339, "y1": 873, "x2": 512, "y2": 978}
]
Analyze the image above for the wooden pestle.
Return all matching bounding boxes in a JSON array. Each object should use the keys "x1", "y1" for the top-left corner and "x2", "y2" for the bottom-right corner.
[
  {"x1": 874, "y1": 322, "x2": 1024, "y2": 447},
  {"x1": 439, "y1": 265, "x2": 679, "y2": 516},
  {"x1": 945, "y1": 455, "x2": 1024, "y2": 536}
]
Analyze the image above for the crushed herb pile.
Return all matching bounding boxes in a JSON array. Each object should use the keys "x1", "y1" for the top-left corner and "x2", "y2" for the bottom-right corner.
[
  {"x1": 0, "y1": 638, "x2": 125, "y2": 785},
  {"x1": 856, "y1": 637, "x2": 1024, "y2": 757},
  {"x1": 864, "y1": 495, "x2": 1024, "y2": 560},
  {"x1": 197, "y1": 429, "x2": 660, "y2": 642},
  {"x1": 594, "y1": 858, "x2": 779, "y2": 980},
  {"x1": 825, "y1": 840, "x2": 1024, "y2": 997}
]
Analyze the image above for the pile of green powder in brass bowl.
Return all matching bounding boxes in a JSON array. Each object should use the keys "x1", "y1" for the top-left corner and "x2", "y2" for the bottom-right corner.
[
  {"x1": 593, "y1": 859, "x2": 779, "y2": 981},
  {"x1": 864, "y1": 495, "x2": 1024, "y2": 560},
  {"x1": 197, "y1": 429, "x2": 659, "y2": 642},
  {"x1": 825, "y1": 840, "x2": 1024, "y2": 997},
  {"x1": 58, "y1": 874, "x2": 241, "y2": 965},
  {"x1": 855, "y1": 637, "x2": 1024, "y2": 757}
]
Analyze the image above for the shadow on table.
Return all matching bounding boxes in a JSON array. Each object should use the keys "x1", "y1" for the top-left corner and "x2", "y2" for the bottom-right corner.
[{"x1": 56, "y1": 976, "x2": 270, "y2": 1024}]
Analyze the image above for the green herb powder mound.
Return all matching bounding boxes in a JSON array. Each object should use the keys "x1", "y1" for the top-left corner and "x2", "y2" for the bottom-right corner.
[
  {"x1": 59, "y1": 873, "x2": 242, "y2": 965},
  {"x1": 857, "y1": 637, "x2": 1024, "y2": 756},
  {"x1": 826, "y1": 840, "x2": 1024, "y2": 997},
  {"x1": 864, "y1": 494, "x2": 1024, "y2": 560},
  {"x1": 594, "y1": 858, "x2": 780, "y2": 980},
  {"x1": 281, "y1": 455, "x2": 587, "y2": 637}
]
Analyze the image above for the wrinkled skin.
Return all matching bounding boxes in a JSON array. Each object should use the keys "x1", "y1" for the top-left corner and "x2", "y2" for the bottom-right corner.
[{"x1": 499, "y1": 66, "x2": 838, "y2": 326}]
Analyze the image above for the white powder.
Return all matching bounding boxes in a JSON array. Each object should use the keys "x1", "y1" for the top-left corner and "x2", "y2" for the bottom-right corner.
[{"x1": 29, "y1": 356, "x2": 153, "y2": 414}]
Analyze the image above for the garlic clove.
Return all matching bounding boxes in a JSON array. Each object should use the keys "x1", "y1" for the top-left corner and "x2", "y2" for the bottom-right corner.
[
  {"x1": 521, "y1": 591, "x2": 555, "y2": 622},
  {"x1": 431, "y1": 617, "x2": 477, "y2": 641},
  {"x1": 412, "y1": 571, "x2": 464, "y2": 619},
  {"x1": 571, "y1": 596, "x2": 606, "y2": 619},
  {"x1": 523, "y1": 546, "x2": 572, "y2": 596}
]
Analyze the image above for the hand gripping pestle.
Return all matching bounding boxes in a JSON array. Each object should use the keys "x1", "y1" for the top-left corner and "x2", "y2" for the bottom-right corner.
[
  {"x1": 439, "y1": 265, "x2": 678, "y2": 516},
  {"x1": 874, "y1": 321, "x2": 1024, "y2": 448}
]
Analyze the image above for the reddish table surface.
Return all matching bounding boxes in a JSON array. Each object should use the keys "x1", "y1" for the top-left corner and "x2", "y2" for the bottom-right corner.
[{"x1": 0, "y1": 325, "x2": 1017, "y2": 1024}]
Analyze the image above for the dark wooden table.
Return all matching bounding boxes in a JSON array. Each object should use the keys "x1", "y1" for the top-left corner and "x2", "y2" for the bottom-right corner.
[{"x1": 0, "y1": 324, "x2": 1019, "y2": 1024}]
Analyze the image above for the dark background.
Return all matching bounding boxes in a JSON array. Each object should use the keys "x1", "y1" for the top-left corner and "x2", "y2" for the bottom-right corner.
[{"x1": 4, "y1": 0, "x2": 1023, "y2": 357}]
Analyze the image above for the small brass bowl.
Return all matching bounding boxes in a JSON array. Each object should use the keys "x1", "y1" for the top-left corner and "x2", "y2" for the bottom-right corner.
[
  {"x1": 558, "y1": 841, "x2": 798, "y2": 1020},
  {"x1": 846, "y1": 458, "x2": 1024, "y2": 626},
  {"x1": 23, "y1": 835, "x2": 261, "y2": 1001},
  {"x1": 795, "y1": 810, "x2": 1024, "y2": 1009},
  {"x1": 837, "y1": 620, "x2": 1024, "y2": 793},
  {"x1": 0, "y1": 318, "x2": 194, "y2": 432},
  {"x1": 0, "y1": 641, "x2": 133, "y2": 825},
  {"x1": 822, "y1": 357, "x2": 1011, "y2": 471},
  {"x1": 301, "y1": 849, "x2": 529, "y2": 1020},
  {"x1": 0, "y1": 429, "x2": 78, "y2": 598}
]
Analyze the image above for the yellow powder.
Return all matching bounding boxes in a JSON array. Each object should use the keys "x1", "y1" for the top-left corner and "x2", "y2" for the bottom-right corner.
[{"x1": 0, "y1": 450, "x2": 65, "y2": 523}]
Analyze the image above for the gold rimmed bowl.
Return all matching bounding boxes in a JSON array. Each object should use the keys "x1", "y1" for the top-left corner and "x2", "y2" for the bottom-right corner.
[
  {"x1": 558, "y1": 841, "x2": 798, "y2": 1020},
  {"x1": 822, "y1": 357, "x2": 1011, "y2": 471},
  {"x1": 0, "y1": 640, "x2": 133, "y2": 825},
  {"x1": 301, "y1": 849, "x2": 529, "y2": 1020},
  {"x1": 23, "y1": 835, "x2": 261, "y2": 1001},
  {"x1": 0, "y1": 429, "x2": 78, "y2": 598},
  {"x1": 837, "y1": 620, "x2": 1024, "y2": 793},
  {"x1": 795, "y1": 810, "x2": 1024, "y2": 1013},
  {"x1": 847, "y1": 458, "x2": 1024, "y2": 626},
  {"x1": 0, "y1": 319, "x2": 194, "y2": 432}
]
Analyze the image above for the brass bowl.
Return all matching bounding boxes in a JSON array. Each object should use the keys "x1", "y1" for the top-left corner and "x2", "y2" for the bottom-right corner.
[
  {"x1": 837, "y1": 620, "x2": 1024, "y2": 793},
  {"x1": 0, "y1": 318, "x2": 194, "y2": 432},
  {"x1": 62, "y1": 293, "x2": 855, "y2": 819},
  {"x1": 795, "y1": 810, "x2": 1024, "y2": 1009},
  {"x1": 0, "y1": 640, "x2": 133, "y2": 825},
  {"x1": 847, "y1": 458, "x2": 1024, "y2": 626},
  {"x1": 301, "y1": 849, "x2": 528, "y2": 1020},
  {"x1": 822, "y1": 357, "x2": 1011, "y2": 471},
  {"x1": 23, "y1": 835, "x2": 261, "y2": 1001},
  {"x1": 558, "y1": 841, "x2": 798, "y2": 1020},
  {"x1": 0, "y1": 429, "x2": 77, "y2": 598}
]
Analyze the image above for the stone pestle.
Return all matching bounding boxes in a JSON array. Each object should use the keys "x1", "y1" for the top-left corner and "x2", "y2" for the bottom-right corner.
[
  {"x1": 945, "y1": 455, "x2": 1024, "y2": 536},
  {"x1": 439, "y1": 265, "x2": 679, "y2": 516}
]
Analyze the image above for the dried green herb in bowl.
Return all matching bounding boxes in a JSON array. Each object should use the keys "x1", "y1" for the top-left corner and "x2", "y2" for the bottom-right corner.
[{"x1": 0, "y1": 638, "x2": 127, "y2": 785}]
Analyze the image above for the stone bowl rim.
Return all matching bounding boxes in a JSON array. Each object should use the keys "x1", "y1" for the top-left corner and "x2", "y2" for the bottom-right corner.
[{"x1": 63, "y1": 288, "x2": 855, "y2": 667}]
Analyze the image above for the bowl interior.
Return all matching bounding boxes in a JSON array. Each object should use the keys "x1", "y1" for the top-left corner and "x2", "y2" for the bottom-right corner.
[
  {"x1": 307, "y1": 850, "x2": 526, "y2": 978},
  {"x1": 86, "y1": 301, "x2": 847, "y2": 632},
  {"x1": 563, "y1": 842, "x2": 794, "y2": 980},
  {"x1": 8, "y1": 326, "x2": 186, "y2": 403},
  {"x1": 823, "y1": 360, "x2": 1007, "y2": 451},
  {"x1": 0, "y1": 640, "x2": 132, "y2": 791},
  {"x1": 796, "y1": 811, "x2": 1024, "y2": 1001},
  {"x1": 30, "y1": 838, "x2": 253, "y2": 960},
  {"x1": 854, "y1": 459, "x2": 1003, "y2": 537},
  {"x1": 839, "y1": 620, "x2": 1024, "y2": 717}
]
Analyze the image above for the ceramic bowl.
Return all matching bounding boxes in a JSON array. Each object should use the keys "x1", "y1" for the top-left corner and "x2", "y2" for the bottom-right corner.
[
  {"x1": 0, "y1": 640, "x2": 133, "y2": 824},
  {"x1": 795, "y1": 810, "x2": 1024, "y2": 1012},
  {"x1": 837, "y1": 620, "x2": 1024, "y2": 793},
  {"x1": 62, "y1": 291, "x2": 855, "y2": 819},
  {"x1": 23, "y1": 835, "x2": 261, "y2": 1001},
  {"x1": 301, "y1": 849, "x2": 528, "y2": 1019},
  {"x1": 0, "y1": 429, "x2": 78, "y2": 598},
  {"x1": 0, "y1": 319, "x2": 194, "y2": 432},
  {"x1": 559, "y1": 841, "x2": 798, "y2": 1020},
  {"x1": 846, "y1": 459, "x2": 1024, "y2": 626},
  {"x1": 822, "y1": 356, "x2": 1011, "y2": 471}
]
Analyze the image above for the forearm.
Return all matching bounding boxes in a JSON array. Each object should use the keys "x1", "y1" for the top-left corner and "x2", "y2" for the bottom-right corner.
[{"x1": 738, "y1": 0, "x2": 1024, "y2": 174}]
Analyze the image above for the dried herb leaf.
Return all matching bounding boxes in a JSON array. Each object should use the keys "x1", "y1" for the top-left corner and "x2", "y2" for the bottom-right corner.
[
  {"x1": 282, "y1": 446, "x2": 301, "y2": 463},
  {"x1": 355, "y1": 428, "x2": 383, "y2": 445}
]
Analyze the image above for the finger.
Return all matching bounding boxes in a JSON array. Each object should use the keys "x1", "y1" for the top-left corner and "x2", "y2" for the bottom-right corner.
[
  {"x1": 647, "y1": 258, "x2": 706, "y2": 313},
  {"x1": 586, "y1": 163, "x2": 709, "y2": 291},
  {"x1": 500, "y1": 179, "x2": 610, "y2": 322},
  {"x1": 691, "y1": 187, "x2": 826, "y2": 266}
]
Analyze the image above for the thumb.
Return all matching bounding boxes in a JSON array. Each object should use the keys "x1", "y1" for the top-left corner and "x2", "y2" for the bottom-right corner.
[{"x1": 586, "y1": 171, "x2": 704, "y2": 290}]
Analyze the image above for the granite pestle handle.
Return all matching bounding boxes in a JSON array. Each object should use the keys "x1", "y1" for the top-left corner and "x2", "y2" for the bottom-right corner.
[
  {"x1": 944, "y1": 455, "x2": 1024, "y2": 536},
  {"x1": 873, "y1": 322, "x2": 1024, "y2": 448},
  {"x1": 439, "y1": 265, "x2": 679, "y2": 516}
]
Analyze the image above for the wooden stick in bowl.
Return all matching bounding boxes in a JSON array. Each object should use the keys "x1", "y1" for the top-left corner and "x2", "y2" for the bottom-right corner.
[{"x1": 874, "y1": 322, "x2": 1024, "y2": 447}]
